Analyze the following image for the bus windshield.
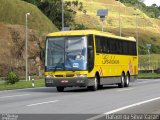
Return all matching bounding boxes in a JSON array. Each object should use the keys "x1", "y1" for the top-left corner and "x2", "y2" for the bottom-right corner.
[{"x1": 45, "y1": 36, "x2": 87, "y2": 71}]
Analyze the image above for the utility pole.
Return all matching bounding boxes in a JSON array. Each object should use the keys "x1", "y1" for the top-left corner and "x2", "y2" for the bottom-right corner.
[
  {"x1": 25, "y1": 12, "x2": 30, "y2": 81},
  {"x1": 62, "y1": 0, "x2": 64, "y2": 31},
  {"x1": 116, "y1": 0, "x2": 122, "y2": 36},
  {"x1": 146, "y1": 44, "x2": 151, "y2": 70},
  {"x1": 133, "y1": 5, "x2": 139, "y2": 56},
  {"x1": 135, "y1": 13, "x2": 139, "y2": 56}
]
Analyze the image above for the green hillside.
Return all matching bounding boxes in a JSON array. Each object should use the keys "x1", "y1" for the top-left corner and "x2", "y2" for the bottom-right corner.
[
  {"x1": 0, "y1": 0, "x2": 58, "y2": 76},
  {"x1": 0, "y1": 0, "x2": 58, "y2": 33},
  {"x1": 66, "y1": 0, "x2": 160, "y2": 54}
]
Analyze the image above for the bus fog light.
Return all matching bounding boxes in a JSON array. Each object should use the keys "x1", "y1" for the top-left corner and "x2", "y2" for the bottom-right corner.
[{"x1": 45, "y1": 75, "x2": 54, "y2": 79}]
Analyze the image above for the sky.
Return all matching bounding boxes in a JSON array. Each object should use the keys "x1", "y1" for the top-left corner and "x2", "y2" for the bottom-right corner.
[{"x1": 144, "y1": 0, "x2": 160, "y2": 6}]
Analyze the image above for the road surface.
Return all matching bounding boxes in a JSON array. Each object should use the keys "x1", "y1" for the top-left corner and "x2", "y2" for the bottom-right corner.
[{"x1": 0, "y1": 79, "x2": 160, "y2": 120}]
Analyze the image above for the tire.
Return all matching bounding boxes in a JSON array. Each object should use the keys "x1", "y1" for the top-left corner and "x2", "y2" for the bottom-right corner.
[
  {"x1": 118, "y1": 73, "x2": 125, "y2": 88},
  {"x1": 88, "y1": 76, "x2": 98, "y2": 91},
  {"x1": 56, "y1": 87, "x2": 64, "y2": 92},
  {"x1": 124, "y1": 73, "x2": 130, "y2": 87}
]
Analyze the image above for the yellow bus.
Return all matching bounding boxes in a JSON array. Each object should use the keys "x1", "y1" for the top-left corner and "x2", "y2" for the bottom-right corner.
[{"x1": 44, "y1": 30, "x2": 138, "y2": 92}]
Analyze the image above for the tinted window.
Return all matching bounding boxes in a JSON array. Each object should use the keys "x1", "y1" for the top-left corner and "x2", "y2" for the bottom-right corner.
[{"x1": 95, "y1": 36, "x2": 137, "y2": 56}]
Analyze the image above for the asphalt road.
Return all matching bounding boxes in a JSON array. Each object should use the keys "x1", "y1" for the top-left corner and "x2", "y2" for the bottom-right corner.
[{"x1": 0, "y1": 79, "x2": 160, "y2": 120}]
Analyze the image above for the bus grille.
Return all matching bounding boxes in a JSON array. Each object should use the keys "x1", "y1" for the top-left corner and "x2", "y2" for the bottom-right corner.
[
  {"x1": 55, "y1": 75, "x2": 63, "y2": 77},
  {"x1": 55, "y1": 74, "x2": 75, "y2": 78},
  {"x1": 66, "y1": 74, "x2": 74, "y2": 77}
]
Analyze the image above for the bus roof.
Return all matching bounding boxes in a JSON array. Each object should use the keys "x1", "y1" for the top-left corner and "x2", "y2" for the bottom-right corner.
[{"x1": 47, "y1": 30, "x2": 136, "y2": 42}]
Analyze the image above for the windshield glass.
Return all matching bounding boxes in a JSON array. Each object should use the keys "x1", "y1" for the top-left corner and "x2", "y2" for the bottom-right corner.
[{"x1": 45, "y1": 36, "x2": 87, "y2": 71}]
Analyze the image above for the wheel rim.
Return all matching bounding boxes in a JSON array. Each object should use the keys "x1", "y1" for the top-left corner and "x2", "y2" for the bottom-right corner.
[
  {"x1": 126, "y1": 75, "x2": 129, "y2": 85},
  {"x1": 122, "y1": 75, "x2": 124, "y2": 85},
  {"x1": 95, "y1": 77, "x2": 98, "y2": 89}
]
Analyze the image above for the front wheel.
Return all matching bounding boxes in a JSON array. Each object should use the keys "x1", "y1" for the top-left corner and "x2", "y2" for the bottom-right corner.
[
  {"x1": 56, "y1": 87, "x2": 64, "y2": 92},
  {"x1": 118, "y1": 73, "x2": 125, "y2": 88},
  {"x1": 88, "y1": 77, "x2": 98, "y2": 91}
]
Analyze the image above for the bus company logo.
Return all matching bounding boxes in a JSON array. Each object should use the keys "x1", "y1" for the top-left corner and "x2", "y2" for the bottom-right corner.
[
  {"x1": 128, "y1": 59, "x2": 133, "y2": 74},
  {"x1": 102, "y1": 55, "x2": 119, "y2": 64}
]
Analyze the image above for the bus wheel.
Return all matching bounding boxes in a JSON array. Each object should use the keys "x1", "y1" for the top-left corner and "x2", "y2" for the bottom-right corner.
[
  {"x1": 124, "y1": 73, "x2": 130, "y2": 87},
  {"x1": 56, "y1": 87, "x2": 64, "y2": 92},
  {"x1": 118, "y1": 73, "x2": 125, "y2": 88},
  {"x1": 88, "y1": 76, "x2": 98, "y2": 91}
]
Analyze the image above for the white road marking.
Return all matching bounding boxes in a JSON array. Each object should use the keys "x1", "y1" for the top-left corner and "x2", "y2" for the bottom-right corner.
[
  {"x1": 27, "y1": 100, "x2": 59, "y2": 107},
  {"x1": 0, "y1": 94, "x2": 30, "y2": 99},
  {"x1": 117, "y1": 88, "x2": 133, "y2": 92},
  {"x1": 87, "y1": 96, "x2": 160, "y2": 120}
]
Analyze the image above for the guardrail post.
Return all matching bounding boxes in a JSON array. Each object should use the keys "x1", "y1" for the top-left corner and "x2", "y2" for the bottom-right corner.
[{"x1": 32, "y1": 79, "x2": 35, "y2": 87}]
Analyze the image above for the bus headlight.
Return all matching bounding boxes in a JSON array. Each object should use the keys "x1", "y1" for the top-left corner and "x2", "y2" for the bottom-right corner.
[
  {"x1": 45, "y1": 75, "x2": 54, "y2": 79},
  {"x1": 75, "y1": 74, "x2": 87, "y2": 78}
]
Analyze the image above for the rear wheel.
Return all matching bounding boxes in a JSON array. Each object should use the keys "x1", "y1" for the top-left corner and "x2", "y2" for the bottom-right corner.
[
  {"x1": 118, "y1": 73, "x2": 125, "y2": 88},
  {"x1": 88, "y1": 76, "x2": 98, "y2": 91},
  {"x1": 124, "y1": 73, "x2": 130, "y2": 87},
  {"x1": 56, "y1": 87, "x2": 64, "y2": 92}
]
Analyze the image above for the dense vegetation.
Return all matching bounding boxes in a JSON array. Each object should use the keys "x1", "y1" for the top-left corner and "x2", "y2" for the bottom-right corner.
[
  {"x1": 120, "y1": 0, "x2": 160, "y2": 18},
  {"x1": 23, "y1": 0, "x2": 87, "y2": 30},
  {"x1": 5, "y1": 70, "x2": 19, "y2": 84},
  {"x1": 23, "y1": 0, "x2": 160, "y2": 20}
]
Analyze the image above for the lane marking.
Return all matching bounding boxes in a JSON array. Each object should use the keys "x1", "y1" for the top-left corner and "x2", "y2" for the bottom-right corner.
[
  {"x1": 0, "y1": 94, "x2": 30, "y2": 99},
  {"x1": 87, "y1": 96, "x2": 160, "y2": 120},
  {"x1": 27, "y1": 100, "x2": 59, "y2": 107},
  {"x1": 117, "y1": 88, "x2": 133, "y2": 92}
]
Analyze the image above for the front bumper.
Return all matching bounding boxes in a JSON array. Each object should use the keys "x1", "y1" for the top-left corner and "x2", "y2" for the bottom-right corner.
[{"x1": 45, "y1": 77, "x2": 95, "y2": 87}]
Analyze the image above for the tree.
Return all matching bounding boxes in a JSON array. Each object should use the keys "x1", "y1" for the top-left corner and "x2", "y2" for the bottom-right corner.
[
  {"x1": 23, "y1": 0, "x2": 85, "y2": 30},
  {"x1": 23, "y1": 0, "x2": 75, "y2": 30},
  {"x1": 23, "y1": 0, "x2": 41, "y2": 6},
  {"x1": 120, "y1": 0, "x2": 160, "y2": 18},
  {"x1": 74, "y1": 24, "x2": 88, "y2": 30}
]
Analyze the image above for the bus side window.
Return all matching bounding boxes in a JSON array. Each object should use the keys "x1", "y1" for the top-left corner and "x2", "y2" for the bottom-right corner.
[
  {"x1": 95, "y1": 36, "x2": 102, "y2": 53},
  {"x1": 117, "y1": 40, "x2": 121, "y2": 54},
  {"x1": 103, "y1": 37, "x2": 109, "y2": 53},
  {"x1": 100, "y1": 37, "x2": 106, "y2": 53}
]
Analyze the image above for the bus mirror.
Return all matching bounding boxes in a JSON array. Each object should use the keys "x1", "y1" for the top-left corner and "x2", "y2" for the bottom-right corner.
[{"x1": 40, "y1": 48, "x2": 45, "y2": 64}]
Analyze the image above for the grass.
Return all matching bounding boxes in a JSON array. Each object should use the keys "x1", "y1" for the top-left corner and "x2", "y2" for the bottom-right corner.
[
  {"x1": 139, "y1": 54, "x2": 160, "y2": 70},
  {"x1": 0, "y1": 0, "x2": 58, "y2": 33},
  {"x1": 0, "y1": 74, "x2": 159, "y2": 91},
  {"x1": 138, "y1": 73, "x2": 160, "y2": 79},
  {"x1": 0, "y1": 79, "x2": 45, "y2": 91}
]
